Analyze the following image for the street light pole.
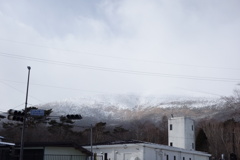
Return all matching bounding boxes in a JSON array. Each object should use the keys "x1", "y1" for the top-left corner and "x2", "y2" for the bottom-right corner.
[
  {"x1": 19, "y1": 66, "x2": 31, "y2": 160},
  {"x1": 91, "y1": 124, "x2": 93, "y2": 160}
]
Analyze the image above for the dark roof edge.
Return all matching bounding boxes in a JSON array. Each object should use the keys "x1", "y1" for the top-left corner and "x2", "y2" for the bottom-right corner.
[
  {"x1": 85, "y1": 139, "x2": 144, "y2": 146},
  {"x1": 15, "y1": 142, "x2": 92, "y2": 156}
]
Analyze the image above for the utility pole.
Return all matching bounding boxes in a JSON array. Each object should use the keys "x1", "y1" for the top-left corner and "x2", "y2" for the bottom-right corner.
[
  {"x1": 232, "y1": 118, "x2": 235, "y2": 154},
  {"x1": 91, "y1": 124, "x2": 93, "y2": 160},
  {"x1": 19, "y1": 66, "x2": 31, "y2": 160},
  {"x1": 232, "y1": 127, "x2": 235, "y2": 154}
]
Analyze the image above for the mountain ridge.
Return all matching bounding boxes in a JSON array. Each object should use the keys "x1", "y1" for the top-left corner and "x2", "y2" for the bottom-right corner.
[{"x1": 38, "y1": 94, "x2": 223, "y2": 125}]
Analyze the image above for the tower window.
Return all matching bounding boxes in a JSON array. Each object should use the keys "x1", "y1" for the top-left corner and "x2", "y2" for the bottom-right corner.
[
  {"x1": 170, "y1": 124, "x2": 173, "y2": 130},
  {"x1": 170, "y1": 142, "x2": 173, "y2": 146}
]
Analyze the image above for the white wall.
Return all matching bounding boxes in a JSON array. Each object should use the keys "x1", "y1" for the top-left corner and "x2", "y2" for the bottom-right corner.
[
  {"x1": 84, "y1": 143, "x2": 210, "y2": 160},
  {"x1": 86, "y1": 144, "x2": 143, "y2": 160},
  {"x1": 44, "y1": 147, "x2": 85, "y2": 155},
  {"x1": 144, "y1": 146, "x2": 163, "y2": 160},
  {"x1": 168, "y1": 117, "x2": 195, "y2": 150}
]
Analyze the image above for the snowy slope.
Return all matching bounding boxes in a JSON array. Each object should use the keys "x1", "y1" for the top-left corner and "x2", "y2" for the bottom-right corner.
[{"x1": 38, "y1": 94, "x2": 220, "y2": 124}]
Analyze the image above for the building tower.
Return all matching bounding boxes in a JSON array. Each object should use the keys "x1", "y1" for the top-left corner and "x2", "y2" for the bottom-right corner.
[{"x1": 168, "y1": 117, "x2": 195, "y2": 150}]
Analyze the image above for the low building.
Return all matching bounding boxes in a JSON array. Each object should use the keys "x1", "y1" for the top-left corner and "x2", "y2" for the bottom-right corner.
[
  {"x1": 84, "y1": 140, "x2": 210, "y2": 160},
  {"x1": 0, "y1": 136, "x2": 15, "y2": 146},
  {"x1": 1, "y1": 142, "x2": 92, "y2": 160},
  {"x1": 84, "y1": 117, "x2": 211, "y2": 160},
  {"x1": 0, "y1": 136, "x2": 15, "y2": 160}
]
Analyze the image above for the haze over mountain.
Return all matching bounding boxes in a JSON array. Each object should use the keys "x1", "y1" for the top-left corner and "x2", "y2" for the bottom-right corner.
[
  {"x1": 1, "y1": 0, "x2": 239, "y2": 111},
  {"x1": 39, "y1": 94, "x2": 225, "y2": 125}
]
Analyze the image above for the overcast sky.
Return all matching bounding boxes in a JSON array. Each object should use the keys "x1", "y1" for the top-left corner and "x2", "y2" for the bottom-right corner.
[{"x1": 0, "y1": 0, "x2": 240, "y2": 112}]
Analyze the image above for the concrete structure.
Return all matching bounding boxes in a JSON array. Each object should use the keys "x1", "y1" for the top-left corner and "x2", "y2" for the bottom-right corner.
[
  {"x1": 168, "y1": 117, "x2": 195, "y2": 150},
  {"x1": 0, "y1": 136, "x2": 15, "y2": 146},
  {"x1": 21, "y1": 142, "x2": 92, "y2": 159},
  {"x1": 84, "y1": 117, "x2": 210, "y2": 160},
  {"x1": 0, "y1": 142, "x2": 92, "y2": 160},
  {"x1": 0, "y1": 136, "x2": 15, "y2": 160},
  {"x1": 84, "y1": 140, "x2": 210, "y2": 160}
]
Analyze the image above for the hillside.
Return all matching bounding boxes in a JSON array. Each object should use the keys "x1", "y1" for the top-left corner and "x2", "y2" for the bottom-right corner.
[
  {"x1": 1, "y1": 93, "x2": 239, "y2": 158},
  {"x1": 38, "y1": 94, "x2": 227, "y2": 125}
]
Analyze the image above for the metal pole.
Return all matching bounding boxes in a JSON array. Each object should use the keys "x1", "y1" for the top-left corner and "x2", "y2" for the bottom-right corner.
[
  {"x1": 19, "y1": 66, "x2": 31, "y2": 160},
  {"x1": 91, "y1": 124, "x2": 93, "y2": 160},
  {"x1": 232, "y1": 127, "x2": 235, "y2": 154}
]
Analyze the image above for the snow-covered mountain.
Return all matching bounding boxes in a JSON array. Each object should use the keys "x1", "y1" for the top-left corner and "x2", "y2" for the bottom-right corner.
[{"x1": 38, "y1": 94, "x2": 221, "y2": 124}]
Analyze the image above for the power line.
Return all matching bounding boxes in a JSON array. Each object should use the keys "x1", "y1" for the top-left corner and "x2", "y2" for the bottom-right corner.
[
  {"x1": 0, "y1": 52, "x2": 240, "y2": 82},
  {"x1": 176, "y1": 87, "x2": 223, "y2": 97},
  {"x1": 0, "y1": 79, "x2": 107, "y2": 94},
  {"x1": 0, "y1": 38, "x2": 240, "y2": 71},
  {"x1": 0, "y1": 81, "x2": 43, "y2": 103},
  {"x1": 0, "y1": 78, "x2": 230, "y2": 99},
  {"x1": 0, "y1": 103, "x2": 25, "y2": 113}
]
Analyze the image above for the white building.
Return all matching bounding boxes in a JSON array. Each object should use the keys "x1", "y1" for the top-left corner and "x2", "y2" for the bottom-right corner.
[
  {"x1": 13, "y1": 142, "x2": 91, "y2": 159},
  {"x1": 0, "y1": 136, "x2": 15, "y2": 146},
  {"x1": 168, "y1": 117, "x2": 195, "y2": 150},
  {"x1": 84, "y1": 140, "x2": 210, "y2": 160},
  {"x1": 84, "y1": 117, "x2": 211, "y2": 160}
]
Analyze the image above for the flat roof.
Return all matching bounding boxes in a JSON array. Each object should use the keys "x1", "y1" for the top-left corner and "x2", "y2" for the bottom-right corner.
[
  {"x1": 84, "y1": 140, "x2": 211, "y2": 157},
  {"x1": 0, "y1": 141, "x2": 15, "y2": 146}
]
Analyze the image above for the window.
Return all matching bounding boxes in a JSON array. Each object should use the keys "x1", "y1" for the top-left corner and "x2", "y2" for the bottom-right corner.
[
  {"x1": 170, "y1": 124, "x2": 173, "y2": 130},
  {"x1": 170, "y1": 142, "x2": 173, "y2": 146},
  {"x1": 104, "y1": 153, "x2": 108, "y2": 160},
  {"x1": 192, "y1": 143, "x2": 195, "y2": 149},
  {"x1": 183, "y1": 157, "x2": 185, "y2": 160},
  {"x1": 166, "y1": 155, "x2": 169, "y2": 160},
  {"x1": 174, "y1": 156, "x2": 176, "y2": 160},
  {"x1": 189, "y1": 158, "x2": 191, "y2": 160},
  {"x1": 192, "y1": 125, "x2": 194, "y2": 131}
]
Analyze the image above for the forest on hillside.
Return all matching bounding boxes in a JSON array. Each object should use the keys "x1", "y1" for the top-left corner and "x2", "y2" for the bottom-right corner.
[{"x1": 0, "y1": 90, "x2": 239, "y2": 160}]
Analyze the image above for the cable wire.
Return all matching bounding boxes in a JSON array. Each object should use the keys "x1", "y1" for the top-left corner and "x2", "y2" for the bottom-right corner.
[
  {"x1": 0, "y1": 52, "x2": 240, "y2": 82},
  {"x1": 0, "y1": 38, "x2": 239, "y2": 71},
  {"x1": 0, "y1": 81, "x2": 43, "y2": 102}
]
